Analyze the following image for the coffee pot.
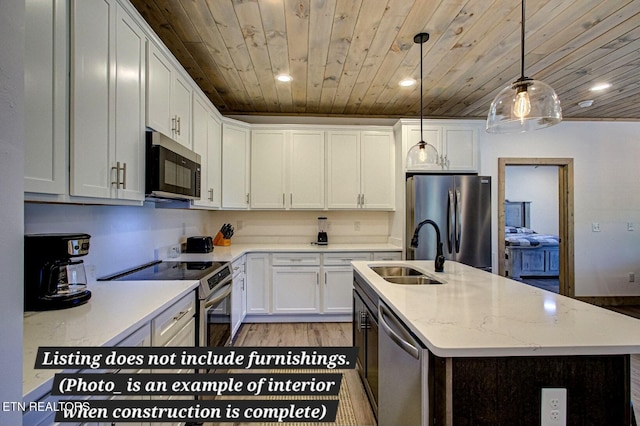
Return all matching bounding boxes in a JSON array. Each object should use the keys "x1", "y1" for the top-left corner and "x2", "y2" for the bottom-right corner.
[{"x1": 24, "y1": 233, "x2": 92, "y2": 310}]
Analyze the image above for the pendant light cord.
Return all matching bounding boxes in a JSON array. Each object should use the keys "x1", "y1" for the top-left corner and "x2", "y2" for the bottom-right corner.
[
  {"x1": 520, "y1": 0, "x2": 526, "y2": 80},
  {"x1": 420, "y1": 37, "x2": 424, "y2": 142}
]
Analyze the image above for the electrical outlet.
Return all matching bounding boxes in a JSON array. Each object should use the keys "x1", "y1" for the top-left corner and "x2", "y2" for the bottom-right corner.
[
  {"x1": 592, "y1": 222, "x2": 600, "y2": 232},
  {"x1": 541, "y1": 388, "x2": 566, "y2": 426},
  {"x1": 169, "y1": 244, "x2": 181, "y2": 258},
  {"x1": 629, "y1": 272, "x2": 635, "y2": 283},
  {"x1": 354, "y1": 221, "x2": 361, "y2": 231},
  {"x1": 237, "y1": 220, "x2": 243, "y2": 231},
  {"x1": 628, "y1": 222, "x2": 635, "y2": 231}
]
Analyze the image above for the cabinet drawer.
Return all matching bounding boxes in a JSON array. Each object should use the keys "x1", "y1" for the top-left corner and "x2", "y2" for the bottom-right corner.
[
  {"x1": 372, "y1": 251, "x2": 402, "y2": 261},
  {"x1": 323, "y1": 252, "x2": 371, "y2": 266},
  {"x1": 232, "y1": 255, "x2": 246, "y2": 277},
  {"x1": 272, "y1": 253, "x2": 321, "y2": 266},
  {"x1": 152, "y1": 291, "x2": 196, "y2": 347}
]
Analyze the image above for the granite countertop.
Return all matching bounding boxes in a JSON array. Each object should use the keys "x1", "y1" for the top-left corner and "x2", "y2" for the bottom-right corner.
[
  {"x1": 352, "y1": 260, "x2": 640, "y2": 358},
  {"x1": 23, "y1": 280, "x2": 198, "y2": 402},
  {"x1": 173, "y1": 242, "x2": 402, "y2": 263}
]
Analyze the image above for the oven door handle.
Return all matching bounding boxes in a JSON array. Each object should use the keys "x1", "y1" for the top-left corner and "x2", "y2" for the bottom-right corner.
[{"x1": 204, "y1": 283, "x2": 232, "y2": 309}]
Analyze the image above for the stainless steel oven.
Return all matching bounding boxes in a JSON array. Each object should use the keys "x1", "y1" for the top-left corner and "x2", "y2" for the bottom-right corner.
[
  {"x1": 99, "y1": 260, "x2": 233, "y2": 347},
  {"x1": 199, "y1": 265, "x2": 233, "y2": 348}
]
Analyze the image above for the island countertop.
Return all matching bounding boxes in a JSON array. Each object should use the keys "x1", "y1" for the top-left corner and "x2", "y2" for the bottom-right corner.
[{"x1": 352, "y1": 260, "x2": 640, "y2": 358}]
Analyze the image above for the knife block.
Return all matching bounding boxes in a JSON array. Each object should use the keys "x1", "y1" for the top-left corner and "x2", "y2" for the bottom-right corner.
[{"x1": 213, "y1": 232, "x2": 231, "y2": 246}]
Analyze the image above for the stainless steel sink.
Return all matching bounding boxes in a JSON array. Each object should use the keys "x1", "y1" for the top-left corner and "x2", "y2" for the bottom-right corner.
[
  {"x1": 370, "y1": 266, "x2": 424, "y2": 277},
  {"x1": 370, "y1": 265, "x2": 444, "y2": 285},
  {"x1": 384, "y1": 276, "x2": 443, "y2": 285}
]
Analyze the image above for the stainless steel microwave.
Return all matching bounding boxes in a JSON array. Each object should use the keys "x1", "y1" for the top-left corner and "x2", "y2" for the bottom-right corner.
[{"x1": 145, "y1": 131, "x2": 201, "y2": 201}]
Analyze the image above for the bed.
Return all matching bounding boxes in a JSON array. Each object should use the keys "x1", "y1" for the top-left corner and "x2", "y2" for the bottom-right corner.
[{"x1": 504, "y1": 201, "x2": 560, "y2": 280}]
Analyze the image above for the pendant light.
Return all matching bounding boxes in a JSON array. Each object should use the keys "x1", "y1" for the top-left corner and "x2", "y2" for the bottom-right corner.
[
  {"x1": 406, "y1": 32, "x2": 441, "y2": 169},
  {"x1": 486, "y1": 0, "x2": 562, "y2": 133}
]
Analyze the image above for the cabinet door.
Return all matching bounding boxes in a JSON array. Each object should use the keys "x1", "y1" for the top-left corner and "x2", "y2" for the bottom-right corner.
[
  {"x1": 70, "y1": 0, "x2": 114, "y2": 199},
  {"x1": 114, "y1": 5, "x2": 145, "y2": 201},
  {"x1": 443, "y1": 126, "x2": 477, "y2": 171},
  {"x1": 147, "y1": 43, "x2": 172, "y2": 136},
  {"x1": 172, "y1": 73, "x2": 192, "y2": 148},
  {"x1": 250, "y1": 130, "x2": 286, "y2": 208},
  {"x1": 222, "y1": 123, "x2": 250, "y2": 209},
  {"x1": 245, "y1": 253, "x2": 270, "y2": 314},
  {"x1": 192, "y1": 96, "x2": 213, "y2": 208},
  {"x1": 361, "y1": 131, "x2": 394, "y2": 209},
  {"x1": 327, "y1": 131, "x2": 360, "y2": 208},
  {"x1": 272, "y1": 267, "x2": 320, "y2": 313},
  {"x1": 324, "y1": 267, "x2": 354, "y2": 314},
  {"x1": 289, "y1": 130, "x2": 325, "y2": 209},
  {"x1": 231, "y1": 272, "x2": 246, "y2": 337},
  {"x1": 208, "y1": 114, "x2": 222, "y2": 208},
  {"x1": 24, "y1": 0, "x2": 67, "y2": 195}
]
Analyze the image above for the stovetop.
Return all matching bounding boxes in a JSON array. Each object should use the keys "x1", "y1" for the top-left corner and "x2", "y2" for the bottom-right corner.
[{"x1": 98, "y1": 260, "x2": 229, "y2": 282}]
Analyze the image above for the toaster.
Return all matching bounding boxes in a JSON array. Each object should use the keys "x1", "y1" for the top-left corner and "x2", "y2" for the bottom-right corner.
[{"x1": 185, "y1": 236, "x2": 214, "y2": 253}]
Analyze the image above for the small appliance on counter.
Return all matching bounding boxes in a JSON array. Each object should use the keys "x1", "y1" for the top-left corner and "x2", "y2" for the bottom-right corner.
[
  {"x1": 185, "y1": 236, "x2": 214, "y2": 253},
  {"x1": 213, "y1": 223, "x2": 234, "y2": 246},
  {"x1": 317, "y1": 216, "x2": 328, "y2": 245},
  {"x1": 24, "y1": 233, "x2": 92, "y2": 310}
]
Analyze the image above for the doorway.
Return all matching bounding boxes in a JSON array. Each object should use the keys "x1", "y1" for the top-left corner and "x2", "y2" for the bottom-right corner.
[{"x1": 498, "y1": 158, "x2": 575, "y2": 297}]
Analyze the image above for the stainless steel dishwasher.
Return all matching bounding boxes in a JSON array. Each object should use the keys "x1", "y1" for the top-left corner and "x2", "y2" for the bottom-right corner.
[{"x1": 378, "y1": 301, "x2": 430, "y2": 426}]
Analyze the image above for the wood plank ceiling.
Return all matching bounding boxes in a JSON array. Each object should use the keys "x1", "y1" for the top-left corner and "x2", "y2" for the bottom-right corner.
[{"x1": 130, "y1": 0, "x2": 640, "y2": 120}]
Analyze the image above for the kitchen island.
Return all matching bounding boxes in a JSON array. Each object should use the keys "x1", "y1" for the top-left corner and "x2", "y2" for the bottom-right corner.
[{"x1": 352, "y1": 260, "x2": 640, "y2": 425}]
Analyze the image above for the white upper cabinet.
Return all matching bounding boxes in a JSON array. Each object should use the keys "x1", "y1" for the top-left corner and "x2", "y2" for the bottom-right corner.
[
  {"x1": 24, "y1": 0, "x2": 67, "y2": 195},
  {"x1": 250, "y1": 129, "x2": 325, "y2": 210},
  {"x1": 327, "y1": 130, "x2": 395, "y2": 210},
  {"x1": 289, "y1": 130, "x2": 325, "y2": 209},
  {"x1": 397, "y1": 119, "x2": 479, "y2": 172},
  {"x1": 147, "y1": 42, "x2": 192, "y2": 148},
  {"x1": 250, "y1": 130, "x2": 287, "y2": 209},
  {"x1": 70, "y1": 0, "x2": 146, "y2": 202},
  {"x1": 222, "y1": 121, "x2": 251, "y2": 209},
  {"x1": 192, "y1": 95, "x2": 221, "y2": 209}
]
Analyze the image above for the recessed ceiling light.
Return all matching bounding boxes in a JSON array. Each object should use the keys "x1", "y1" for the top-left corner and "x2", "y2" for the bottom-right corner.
[
  {"x1": 578, "y1": 100, "x2": 594, "y2": 108},
  {"x1": 276, "y1": 74, "x2": 293, "y2": 82},
  {"x1": 399, "y1": 78, "x2": 416, "y2": 87},
  {"x1": 590, "y1": 83, "x2": 611, "y2": 91}
]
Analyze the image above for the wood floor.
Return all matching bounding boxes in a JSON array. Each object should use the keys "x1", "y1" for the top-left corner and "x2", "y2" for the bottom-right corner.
[{"x1": 205, "y1": 323, "x2": 376, "y2": 426}]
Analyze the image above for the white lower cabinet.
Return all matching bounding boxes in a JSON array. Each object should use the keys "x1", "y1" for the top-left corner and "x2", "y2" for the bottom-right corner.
[
  {"x1": 245, "y1": 253, "x2": 270, "y2": 314},
  {"x1": 242, "y1": 251, "x2": 399, "y2": 319},
  {"x1": 231, "y1": 256, "x2": 247, "y2": 338},
  {"x1": 272, "y1": 266, "x2": 321, "y2": 314}
]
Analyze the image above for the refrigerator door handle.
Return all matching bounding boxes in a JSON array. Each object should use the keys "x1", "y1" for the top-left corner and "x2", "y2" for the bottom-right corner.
[
  {"x1": 455, "y1": 189, "x2": 462, "y2": 253},
  {"x1": 447, "y1": 189, "x2": 454, "y2": 253}
]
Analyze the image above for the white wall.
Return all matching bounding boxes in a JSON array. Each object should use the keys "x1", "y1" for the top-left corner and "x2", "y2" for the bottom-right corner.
[
  {"x1": 24, "y1": 203, "x2": 212, "y2": 278},
  {"x1": 0, "y1": 0, "x2": 24, "y2": 422},
  {"x1": 505, "y1": 165, "x2": 559, "y2": 234},
  {"x1": 480, "y1": 120, "x2": 640, "y2": 297}
]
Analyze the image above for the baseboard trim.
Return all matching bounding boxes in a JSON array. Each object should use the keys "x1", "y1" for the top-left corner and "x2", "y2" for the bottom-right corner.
[
  {"x1": 575, "y1": 296, "x2": 640, "y2": 306},
  {"x1": 244, "y1": 314, "x2": 351, "y2": 323}
]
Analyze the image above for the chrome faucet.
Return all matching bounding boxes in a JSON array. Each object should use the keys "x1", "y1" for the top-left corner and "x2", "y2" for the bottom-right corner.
[{"x1": 410, "y1": 219, "x2": 445, "y2": 272}]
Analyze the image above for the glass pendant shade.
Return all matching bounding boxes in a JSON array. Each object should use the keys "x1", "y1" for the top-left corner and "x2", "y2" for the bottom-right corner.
[
  {"x1": 487, "y1": 78, "x2": 562, "y2": 133},
  {"x1": 406, "y1": 141, "x2": 439, "y2": 168}
]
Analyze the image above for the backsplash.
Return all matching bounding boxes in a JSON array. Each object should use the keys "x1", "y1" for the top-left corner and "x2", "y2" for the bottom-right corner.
[
  {"x1": 208, "y1": 210, "x2": 392, "y2": 244},
  {"x1": 24, "y1": 203, "x2": 212, "y2": 279},
  {"x1": 24, "y1": 204, "x2": 394, "y2": 278}
]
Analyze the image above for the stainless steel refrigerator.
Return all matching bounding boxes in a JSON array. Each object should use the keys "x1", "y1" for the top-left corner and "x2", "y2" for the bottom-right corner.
[{"x1": 406, "y1": 175, "x2": 492, "y2": 271}]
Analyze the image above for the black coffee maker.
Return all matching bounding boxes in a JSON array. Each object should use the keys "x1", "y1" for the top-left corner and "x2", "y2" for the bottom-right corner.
[{"x1": 24, "y1": 233, "x2": 92, "y2": 310}]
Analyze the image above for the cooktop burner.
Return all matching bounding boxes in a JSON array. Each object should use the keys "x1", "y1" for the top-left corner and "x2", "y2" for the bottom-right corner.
[{"x1": 98, "y1": 260, "x2": 229, "y2": 282}]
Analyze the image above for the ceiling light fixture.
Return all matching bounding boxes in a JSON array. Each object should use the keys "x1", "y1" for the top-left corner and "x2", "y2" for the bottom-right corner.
[
  {"x1": 590, "y1": 83, "x2": 611, "y2": 91},
  {"x1": 578, "y1": 100, "x2": 594, "y2": 108},
  {"x1": 276, "y1": 74, "x2": 292, "y2": 82},
  {"x1": 486, "y1": 0, "x2": 562, "y2": 133},
  {"x1": 399, "y1": 78, "x2": 416, "y2": 87},
  {"x1": 405, "y1": 32, "x2": 442, "y2": 169}
]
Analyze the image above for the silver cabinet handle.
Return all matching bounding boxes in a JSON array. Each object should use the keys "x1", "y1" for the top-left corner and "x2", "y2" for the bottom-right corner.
[
  {"x1": 361, "y1": 193, "x2": 364, "y2": 207},
  {"x1": 282, "y1": 193, "x2": 285, "y2": 206},
  {"x1": 359, "y1": 311, "x2": 370, "y2": 330},
  {"x1": 209, "y1": 188, "x2": 214, "y2": 201},
  {"x1": 172, "y1": 309, "x2": 189, "y2": 322},
  {"x1": 324, "y1": 272, "x2": 327, "y2": 285},
  {"x1": 176, "y1": 116, "x2": 181, "y2": 135},
  {"x1": 316, "y1": 272, "x2": 319, "y2": 285},
  {"x1": 246, "y1": 193, "x2": 250, "y2": 205},
  {"x1": 171, "y1": 116, "x2": 177, "y2": 133},
  {"x1": 121, "y1": 162, "x2": 127, "y2": 190},
  {"x1": 111, "y1": 162, "x2": 121, "y2": 188},
  {"x1": 290, "y1": 193, "x2": 293, "y2": 206}
]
